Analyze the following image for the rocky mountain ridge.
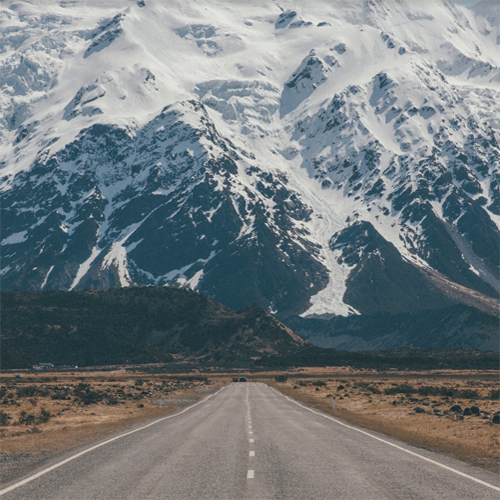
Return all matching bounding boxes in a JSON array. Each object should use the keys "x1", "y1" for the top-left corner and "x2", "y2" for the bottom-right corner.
[{"x1": 1, "y1": 0, "x2": 499, "y2": 337}]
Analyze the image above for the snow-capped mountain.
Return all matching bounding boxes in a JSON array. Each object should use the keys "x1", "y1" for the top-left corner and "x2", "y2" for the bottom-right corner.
[{"x1": 1, "y1": 0, "x2": 499, "y2": 322}]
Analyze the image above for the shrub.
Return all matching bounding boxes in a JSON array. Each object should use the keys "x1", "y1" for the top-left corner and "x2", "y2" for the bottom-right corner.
[
  {"x1": 51, "y1": 393, "x2": 70, "y2": 400},
  {"x1": 354, "y1": 382, "x2": 370, "y2": 389},
  {"x1": 80, "y1": 391, "x2": 103, "y2": 405},
  {"x1": 16, "y1": 386, "x2": 39, "y2": 398},
  {"x1": 19, "y1": 411, "x2": 36, "y2": 426},
  {"x1": 416, "y1": 386, "x2": 442, "y2": 397},
  {"x1": 456, "y1": 388, "x2": 480, "y2": 399},
  {"x1": 16, "y1": 385, "x2": 49, "y2": 398},
  {"x1": 488, "y1": 388, "x2": 500, "y2": 400},
  {"x1": 0, "y1": 411, "x2": 11, "y2": 426},
  {"x1": 385, "y1": 384, "x2": 482, "y2": 399},
  {"x1": 106, "y1": 395, "x2": 119, "y2": 405},
  {"x1": 74, "y1": 384, "x2": 103, "y2": 405},
  {"x1": 38, "y1": 408, "x2": 52, "y2": 424},
  {"x1": 51, "y1": 386, "x2": 71, "y2": 400},
  {"x1": 312, "y1": 381, "x2": 327, "y2": 387},
  {"x1": 384, "y1": 383, "x2": 416, "y2": 395}
]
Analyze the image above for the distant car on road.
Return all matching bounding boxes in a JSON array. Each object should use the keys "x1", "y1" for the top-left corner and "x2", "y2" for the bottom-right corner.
[
  {"x1": 239, "y1": 377, "x2": 247, "y2": 382},
  {"x1": 232, "y1": 377, "x2": 239, "y2": 382}
]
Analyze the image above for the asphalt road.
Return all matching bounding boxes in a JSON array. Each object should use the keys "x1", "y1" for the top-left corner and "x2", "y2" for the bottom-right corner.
[{"x1": 1, "y1": 383, "x2": 499, "y2": 499}]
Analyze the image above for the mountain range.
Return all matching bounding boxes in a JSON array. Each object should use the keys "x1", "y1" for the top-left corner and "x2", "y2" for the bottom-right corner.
[{"x1": 1, "y1": 0, "x2": 499, "y2": 350}]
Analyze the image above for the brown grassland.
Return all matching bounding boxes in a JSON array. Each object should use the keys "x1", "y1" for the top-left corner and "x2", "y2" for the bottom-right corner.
[
  {"x1": 0, "y1": 367, "x2": 499, "y2": 482},
  {"x1": 0, "y1": 370, "x2": 221, "y2": 482},
  {"x1": 263, "y1": 368, "x2": 500, "y2": 472}
]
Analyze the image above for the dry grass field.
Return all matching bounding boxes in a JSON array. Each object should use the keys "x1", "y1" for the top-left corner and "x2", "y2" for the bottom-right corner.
[
  {"x1": 267, "y1": 369, "x2": 500, "y2": 472},
  {"x1": 0, "y1": 370, "x2": 221, "y2": 482},
  {"x1": 1, "y1": 367, "x2": 498, "y2": 481}
]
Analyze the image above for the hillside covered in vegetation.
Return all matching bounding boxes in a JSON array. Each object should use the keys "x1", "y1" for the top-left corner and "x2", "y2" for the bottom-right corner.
[
  {"x1": 1, "y1": 288, "x2": 305, "y2": 368},
  {"x1": 2, "y1": 288, "x2": 498, "y2": 371}
]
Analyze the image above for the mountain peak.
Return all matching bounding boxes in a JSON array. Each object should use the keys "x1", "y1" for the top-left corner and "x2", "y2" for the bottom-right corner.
[{"x1": 1, "y1": 0, "x2": 498, "y2": 326}]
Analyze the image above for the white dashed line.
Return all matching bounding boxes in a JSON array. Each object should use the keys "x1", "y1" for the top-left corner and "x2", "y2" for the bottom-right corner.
[
  {"x1": 247, "y1": 470, "x2": 255, "y2": 479},
  {"x1": 249, "y1": 438, "x2": 254, "y2": 443},
  {"x1": 249, "y1": 451, "x2": 255, "y2": 457}
]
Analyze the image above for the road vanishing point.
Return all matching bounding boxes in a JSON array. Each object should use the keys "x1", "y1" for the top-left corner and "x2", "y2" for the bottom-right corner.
[{"x1": 1, "y1": 383, "x2": 499, "y2": 499}]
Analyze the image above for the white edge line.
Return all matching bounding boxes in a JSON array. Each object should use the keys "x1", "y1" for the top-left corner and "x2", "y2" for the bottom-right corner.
[
  {"x1": 269, "y1": 386, "x2": 500, "y2": 493},
  {"x1": 0, "y1": 387, "x2": 226, "y2": 496}
]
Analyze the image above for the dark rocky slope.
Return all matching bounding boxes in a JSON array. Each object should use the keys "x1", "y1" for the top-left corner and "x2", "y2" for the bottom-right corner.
[
  {"x1": 284, "y1": 305, "x2": 499, "y2": 352},
  {"x1": 0, "y1": 288, "x2": 306, "y2": 368}
]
